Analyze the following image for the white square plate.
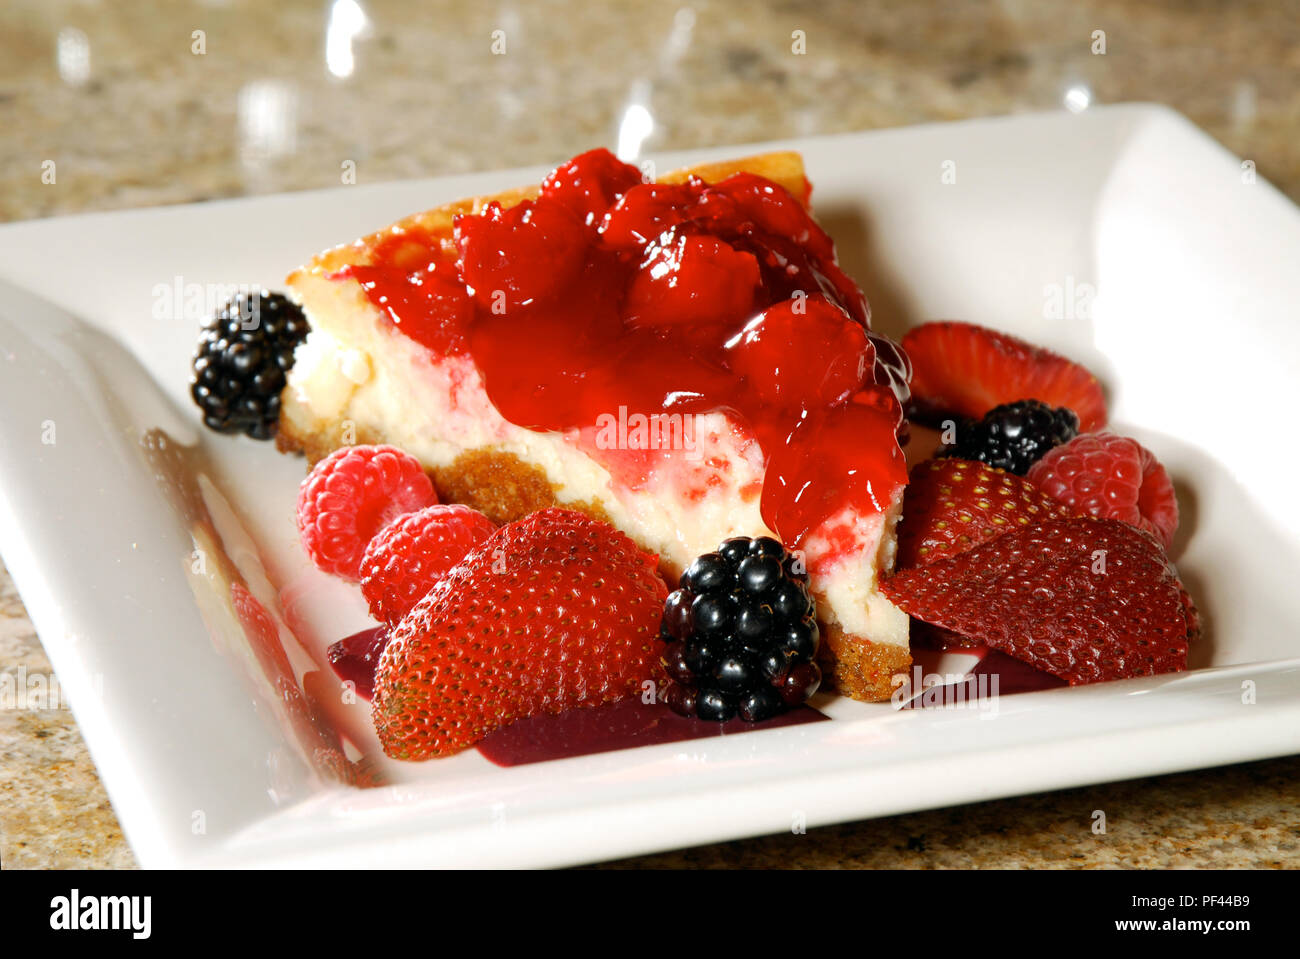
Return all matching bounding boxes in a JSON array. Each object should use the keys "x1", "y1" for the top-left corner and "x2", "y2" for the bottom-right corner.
[{"x1": 2, "y1": 104, "x2": 1298, "y2": 868}]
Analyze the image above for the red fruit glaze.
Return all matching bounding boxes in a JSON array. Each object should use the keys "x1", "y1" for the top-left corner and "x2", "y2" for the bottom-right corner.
[
  {"x1": 348, "y1": 246, "x2": 474, "y2": 356},
  {"x1": 728, "y1": 294, "x2": 873, "y2": 414},
  {"x1": 1027, "y1": 432, "x2": 1179, "y2": 550},
  {"x1": 899, "y1": 651, "x2": 1065, "y2": 708},
  {"x1": 762, "y1": 389, "x2": 908, "y2": 547},
  {"x1": 359, "y1": 504, "x2": 497, "y2": 626},
  {"x1": 624, "y1": 234, "x2": 761, "y2": 330},
  {"x1": 296, "y1": 444, "x2": 438, "y2": 580},
  {"x1": 543, "y1": 148, "x2": 646, "y2": 228},
  {"x1": 903, "y1": 321, "x2": 1107, "y2": 432},
  {"x1": 455, "y1": 198, "x2": 589, "y2": 311},
  {"x1": 337, "y1": 150, "x2": 911, "y2": 547}
]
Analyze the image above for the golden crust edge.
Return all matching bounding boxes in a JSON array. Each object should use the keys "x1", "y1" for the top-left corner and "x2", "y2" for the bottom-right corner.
[{"x1": 286, "y1": 151, "x2": 811, "y2": 285}]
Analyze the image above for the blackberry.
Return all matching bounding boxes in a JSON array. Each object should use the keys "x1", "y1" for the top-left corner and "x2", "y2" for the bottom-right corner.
[
  {"x1": 940, "y1": 399, "x2": 1078, "y2": 475},
  {"x1": 191, "y1": 291, "x2": 310, "y2": 440},
  {"x1": 659, "y1": 535, "x2": 822, "y2": 722}
]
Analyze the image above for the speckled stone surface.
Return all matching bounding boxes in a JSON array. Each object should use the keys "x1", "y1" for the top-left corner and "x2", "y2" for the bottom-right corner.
[{"x1": 1, "y1": 0, "x2": 1298, "y2": 869}]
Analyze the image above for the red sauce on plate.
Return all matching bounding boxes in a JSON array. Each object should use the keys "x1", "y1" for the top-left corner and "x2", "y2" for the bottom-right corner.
[{"x1": 476, "y1": 694, "x2": 827, "y2": 767}]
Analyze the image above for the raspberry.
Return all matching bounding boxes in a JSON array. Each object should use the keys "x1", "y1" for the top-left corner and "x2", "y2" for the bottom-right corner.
[
  {"x1": 660, "y1": 536, "x2": 822, "y2": 722},
  {"x1": 1026, "y1": 433, "x2": 1179, "y2": 550},
  {"x1": 372, "y1": 508, "x2": 668, "y2": 760},
  {"x1": 359, "y1": 504, "x2": 497, "y2": 626},
  {"x1": 296, "y1": 445, "x2": 437, "y2": 580}
]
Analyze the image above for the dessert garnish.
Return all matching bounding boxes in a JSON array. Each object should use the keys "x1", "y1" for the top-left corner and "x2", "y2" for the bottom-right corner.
[
  {"x1": 359, "y1": 503, "x2": 496, "y2": 626},
  {"x1": 660, "y1": 536, "x2": 822, "y2": 722},
  {"x1": 938, "y1": 398, "x2": 1079, "y2": 474},
  {"x1": 372, "y1": 508, "x2": 667, "y2": 760},
  {"x1": 190, "y1": 291, "x2": 309, "y2": 439},
  {"x1": 893, "y1": 459, "x2": 1076, "y2": 569},
  {"x1": 1027, "y1": 432, "x2": 1180, "y2": 549},
  {"x1": 903, "y1": 320, "x2": 1107, "y2": 432},
  {"x1": 882, "y1": 516, "x2": 1196, "y2": 684},
  {"x1": 296, "y1": 444, "x2": 437, "y2": 580}
]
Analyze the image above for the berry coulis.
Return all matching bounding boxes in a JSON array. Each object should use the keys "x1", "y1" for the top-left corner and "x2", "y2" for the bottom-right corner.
[
  {"x1": 340, "y1": 149, "x2": 911, "y2": 547},
  {"x1": 476, "y1": 694, "x2": 827, "y2": 767}
]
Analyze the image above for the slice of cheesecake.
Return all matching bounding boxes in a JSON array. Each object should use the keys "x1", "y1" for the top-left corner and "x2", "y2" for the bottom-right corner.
[{"x1": 278, "y1": 149, "x2": 912, "y2": 701}]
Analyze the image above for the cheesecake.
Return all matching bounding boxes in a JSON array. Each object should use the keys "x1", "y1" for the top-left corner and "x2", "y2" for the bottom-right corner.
[{"x1": 277, "y1": 148, "x2": 913, "y2": 701}]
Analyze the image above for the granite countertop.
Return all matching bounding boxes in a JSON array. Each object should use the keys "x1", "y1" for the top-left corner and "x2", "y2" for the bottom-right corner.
[{"x1": 1, "y1": 0, "x2": 1298, "y2": 869}]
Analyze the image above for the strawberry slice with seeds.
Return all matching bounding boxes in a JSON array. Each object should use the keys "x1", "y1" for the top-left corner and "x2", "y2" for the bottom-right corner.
[
  {"x1": 881, "y1": 516, "x2": 1194, "y2": 685},
  {"x1": 903, "y1": 321, "x2": 1107, "y2": 432},
  {"x1": 895, "y1": 459, "x2": 1076, "y2": 568},
  {"x1": 372, "y1": 508, "x2": 668, "y2": 760}
]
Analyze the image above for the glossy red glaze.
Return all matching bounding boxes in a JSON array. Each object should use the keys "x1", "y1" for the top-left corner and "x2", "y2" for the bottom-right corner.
[{"x1": 338, "y1": 149, "x2": 910, "y2": 546}]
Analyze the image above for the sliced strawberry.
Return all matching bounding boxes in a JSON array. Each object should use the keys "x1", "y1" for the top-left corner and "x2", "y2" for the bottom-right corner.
[
  {"x1": 903, "y1": 321, "x2": 1107, "y2": 432},
  {"x1": 372, "y1": 508, "x2": 668, "y2": 760},
  {"x1": 895, "y1": 459, "x2": 1076, "y2": 568},
  {"x1": 881, "y1": 516, "x2": 1195, "y2": 685}
]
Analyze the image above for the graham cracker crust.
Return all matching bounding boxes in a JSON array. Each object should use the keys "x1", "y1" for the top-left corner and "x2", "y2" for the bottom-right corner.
[{"x1": 818, "y1": 621, "x2": 912, "y2": 702}]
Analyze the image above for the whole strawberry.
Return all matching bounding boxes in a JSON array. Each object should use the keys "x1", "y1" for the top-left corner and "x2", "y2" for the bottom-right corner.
[{"x1": 372, "y1": 508, "x2": 668, "y2": 760}]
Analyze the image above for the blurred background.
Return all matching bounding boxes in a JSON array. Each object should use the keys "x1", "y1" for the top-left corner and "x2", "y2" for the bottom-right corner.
[
  {"x1": 2, "y1": 0, "x2": 1298, "y2": 869},
  {"x1": 2, "y1": 0, "x2": 1298, "y2": 223}
]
